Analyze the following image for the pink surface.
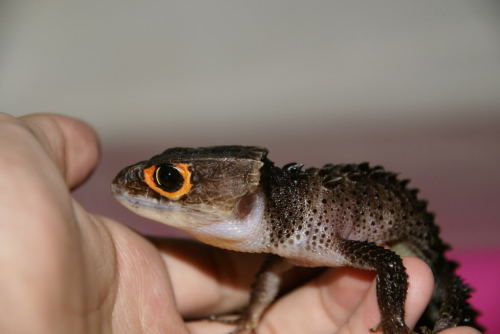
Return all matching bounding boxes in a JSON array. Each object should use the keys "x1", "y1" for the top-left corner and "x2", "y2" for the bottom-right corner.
[{"x1": 449, "y1": 249, "x2": 500, "y2": 333}]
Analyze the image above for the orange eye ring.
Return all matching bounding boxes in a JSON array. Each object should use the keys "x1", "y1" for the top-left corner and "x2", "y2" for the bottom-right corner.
[{"x1": 143, "y1": 163, "x2": 193, "y2": 200}]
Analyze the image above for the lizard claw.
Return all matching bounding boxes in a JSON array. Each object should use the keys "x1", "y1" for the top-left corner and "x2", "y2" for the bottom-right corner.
[
  {"x1": 225, "y1": 315, "x2": 258, "y2": 334},
  {"x1": 417, "y1": 326, "x2": 433, "y2": 334},
  {"x1": 207, "y1": 312, "x2": 242, "y2": 325},
  {"x1": 228, "y1": 324, "x2": 257, "y2": 334},
  {"x1": 205, "y1": 311, "x2": 258, "y2": 334},
  {"x1": 369, "y1": 322, "x2": 419, "y2": 334}
]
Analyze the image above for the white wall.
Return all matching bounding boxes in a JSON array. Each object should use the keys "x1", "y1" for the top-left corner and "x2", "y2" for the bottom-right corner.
[
  {"x1": 2, "y1": 1, "x2": 499, "y2": 247},
  {"x1": 1, "y1": 1, "x2": 499, "y2": 142}
]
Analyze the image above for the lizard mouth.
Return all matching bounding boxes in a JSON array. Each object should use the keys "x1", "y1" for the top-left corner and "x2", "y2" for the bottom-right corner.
[
  {"x1": 112, "y1": 188, "x2": 165, "y2": 210},
  {"x1": 111, "y1": 185, "x2": 180, "y2": 217},
  {"x1": 111, "y1": 181, "x2": 235, "y2": 230}
]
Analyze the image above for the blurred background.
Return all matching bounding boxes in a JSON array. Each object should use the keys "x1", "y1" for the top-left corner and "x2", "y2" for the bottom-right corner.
[{"x1": 1, "y1": 0, "x2": 499, "y2": 331}]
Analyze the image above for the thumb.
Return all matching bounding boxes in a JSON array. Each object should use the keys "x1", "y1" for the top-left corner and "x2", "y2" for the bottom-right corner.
[{"x1": 19, "y1": 113, "x2": 100, "y2": 188}]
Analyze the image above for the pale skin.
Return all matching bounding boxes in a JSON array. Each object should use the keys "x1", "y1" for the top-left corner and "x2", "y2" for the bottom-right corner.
[{"x1": 0, "y1": 113, "x2": 480, "y2": 334}]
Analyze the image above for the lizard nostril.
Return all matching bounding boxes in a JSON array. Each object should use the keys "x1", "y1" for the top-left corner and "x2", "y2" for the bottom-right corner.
[{"x1": 112, "y1": 163, "x2": 146, "y2": 190}]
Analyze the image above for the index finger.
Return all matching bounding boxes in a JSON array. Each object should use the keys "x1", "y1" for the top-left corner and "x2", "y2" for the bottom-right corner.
[
  {"x1": 155, "y1": 238, "x2": 264, "y2": 317},
  {"x1": 154, "y1": 238, "x2": 319, "y2": 317}
]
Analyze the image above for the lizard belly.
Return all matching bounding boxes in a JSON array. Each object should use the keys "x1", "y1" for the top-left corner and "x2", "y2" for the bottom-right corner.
[{"x1": 270, "y1": 237, "x2": 348, "y2": 267}]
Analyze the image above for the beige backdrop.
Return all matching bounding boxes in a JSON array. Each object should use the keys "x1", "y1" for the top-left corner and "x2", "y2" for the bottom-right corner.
[{"x1": 1, "y1": 1, "x2": 499, "y2": 248}]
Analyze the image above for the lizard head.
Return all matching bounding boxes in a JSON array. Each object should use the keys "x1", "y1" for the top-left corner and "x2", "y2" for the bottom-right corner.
[{"x1": 111, "y1": 146, "x2": 269, "y2": 250}]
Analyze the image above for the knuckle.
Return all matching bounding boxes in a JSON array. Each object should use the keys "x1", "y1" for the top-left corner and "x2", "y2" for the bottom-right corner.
[{"x1": 0, "y1": 114, "x2": 35, "y2": 143}]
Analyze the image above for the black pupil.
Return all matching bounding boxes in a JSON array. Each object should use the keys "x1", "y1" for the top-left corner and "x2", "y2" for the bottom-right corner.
[{"x1": 155, "y1": 164, "x2": 184, "y2": 193}]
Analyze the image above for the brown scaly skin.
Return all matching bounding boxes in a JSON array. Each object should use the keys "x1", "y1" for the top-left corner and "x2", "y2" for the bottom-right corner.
[{"x1": 112, "y1": 146, "x2": 482, "y2": 334}]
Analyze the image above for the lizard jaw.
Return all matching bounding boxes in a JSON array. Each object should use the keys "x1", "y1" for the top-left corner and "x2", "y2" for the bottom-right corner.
[
  {"x1": 112, "y1": 185, "x2": 268, "y2": 252},
  {"x1": 192, "y1": 192, "x2": 267, "y2": 252}
]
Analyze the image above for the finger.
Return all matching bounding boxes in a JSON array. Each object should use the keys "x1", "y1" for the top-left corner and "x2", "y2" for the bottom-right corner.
[
  {"x1": 156, "y1": 238, "x2": 321, "y2": 318},
  {"x1": 0, "y1": 113, "x2": 100, "y2": 332},
  {"x1": 155, "y1": 239, "x2": 265, "y2": 317},
  {"x1": 187, "y1": 320, "x2": 235, "y2": 334},
  {"x1": 19, "y1": 113, "x2": 100, "y2": 188},
  {"x1": 439, "y1": 327, "x2": 482, "y2": 334},
  {"x1": 250, "y1": 257, "x2": 433, "y2": 334},
  {"x1": 342, "y1": 257, "x2": 434, "y2": 333},
  {"x1": 256, "y1": 265, "x2": 375, "y2": 333}
]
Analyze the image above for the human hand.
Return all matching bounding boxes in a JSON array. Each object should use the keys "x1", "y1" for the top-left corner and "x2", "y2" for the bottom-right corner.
[{"x1": 0, "y1": 113, "x2": 480, "y2": 334}]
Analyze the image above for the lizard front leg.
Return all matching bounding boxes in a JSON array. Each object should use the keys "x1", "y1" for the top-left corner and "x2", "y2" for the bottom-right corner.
[
  {"x1": 338, "y1": 239, "x2": 413, "y2": 334},
  {"x1": 211, "y1": 254, "x2": 293, "y2": 334}
]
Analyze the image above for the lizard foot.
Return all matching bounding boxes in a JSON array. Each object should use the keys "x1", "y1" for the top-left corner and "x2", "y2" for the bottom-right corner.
[
  {"x1": 205, "y1": 311, "x2": 258, "y2": 334},
  {"x1": 227, "y1": 323, "x2": 257, "y2": 334},
  {"x1": 207, "y1": 312, "x2": 242, "y2": 325},
  {"x1": 417, "y1": 326, "x2": 433, "y2": 334},
  {"x1": 369, "y1": 322, "x2": 418, "y2": 334}
]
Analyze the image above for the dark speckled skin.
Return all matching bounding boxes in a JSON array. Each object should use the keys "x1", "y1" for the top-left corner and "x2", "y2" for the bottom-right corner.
[
  {"x1": 261, "y1": 161, "x2": 434, "y2": 251},
  {"x1": 256, "y1": 154, "x2": 481, "y2": 334},
  {"x1": 112, "y1": 146, "x2": 481, "y2": 334}
]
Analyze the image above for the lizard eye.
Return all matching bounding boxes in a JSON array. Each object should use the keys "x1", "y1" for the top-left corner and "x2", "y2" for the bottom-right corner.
[
  {"x1": 143, "y1": 163, "x2": 192, "y2": 200},
  {"x1": 155, "y1": 164, "x2": 184, "y2": 192}
]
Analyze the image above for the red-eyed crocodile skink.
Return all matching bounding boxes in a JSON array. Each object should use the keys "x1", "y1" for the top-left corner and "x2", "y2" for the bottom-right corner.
[{"x1": 111, "y1": 145, "x2": 481, "y2": 334}]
